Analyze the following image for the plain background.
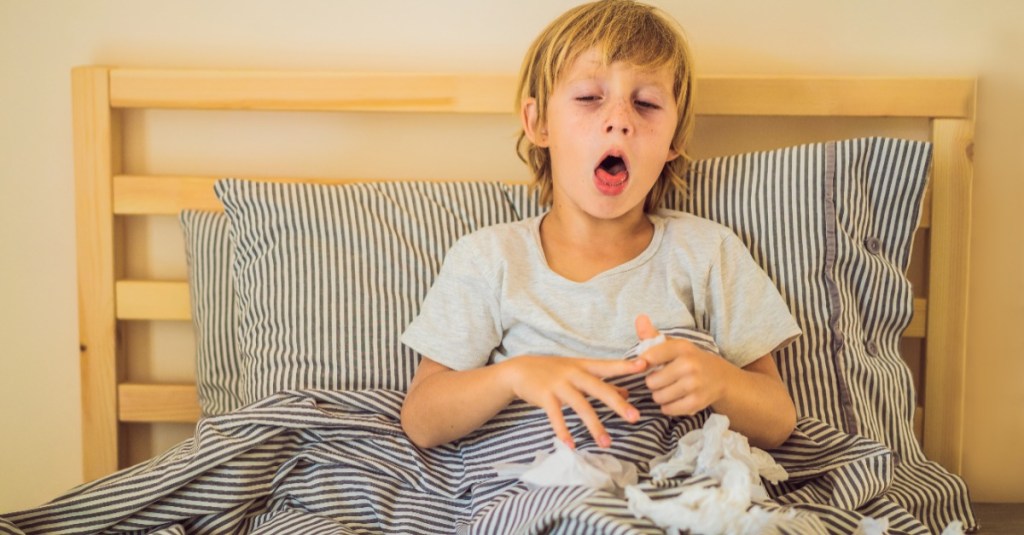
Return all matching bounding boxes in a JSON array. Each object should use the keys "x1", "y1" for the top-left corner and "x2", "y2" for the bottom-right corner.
[{"x1": 1, "y1": 0, "x2": 1021, "y2": 511}]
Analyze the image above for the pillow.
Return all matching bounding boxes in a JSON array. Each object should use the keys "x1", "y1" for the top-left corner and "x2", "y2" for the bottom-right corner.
[
  {"x1": 214, "y1": 179, "x2": 522, "y2": 401},
  {"x1": 180, "y1": 210, "x2": 245, "y2": 416},
  {"x1": 503, "y1": 137, "x2": 972, "y2": 532}
]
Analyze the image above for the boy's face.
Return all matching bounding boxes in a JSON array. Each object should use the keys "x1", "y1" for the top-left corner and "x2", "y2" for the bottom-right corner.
[{"x1": 524, "y1": 47, "x2": 679, "y2": 221}]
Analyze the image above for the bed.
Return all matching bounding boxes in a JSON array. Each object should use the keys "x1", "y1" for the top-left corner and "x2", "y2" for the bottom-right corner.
[{"x1": 1, "y1": 68, "x2": 978, "y2": 533}]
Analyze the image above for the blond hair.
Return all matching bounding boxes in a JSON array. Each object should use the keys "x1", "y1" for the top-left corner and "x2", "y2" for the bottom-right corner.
[{"x1": 515, "y1": 0, "x2": 696, "y2": 211}]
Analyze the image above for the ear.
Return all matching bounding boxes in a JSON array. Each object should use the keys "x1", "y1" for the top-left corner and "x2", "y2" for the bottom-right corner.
[
  {"x1": 520, "y1": 97, "x2": 549, "y2": 147},
  {"x1": 665, "y1": 146, "x2": 680, "y2": 163}
]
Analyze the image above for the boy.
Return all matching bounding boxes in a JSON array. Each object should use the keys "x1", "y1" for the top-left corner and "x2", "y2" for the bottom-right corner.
[{"x1": 400, "y1": 0, "x2": 800, "y2": 451}]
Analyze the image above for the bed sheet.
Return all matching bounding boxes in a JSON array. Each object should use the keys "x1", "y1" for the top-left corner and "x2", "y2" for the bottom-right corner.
[{"x1": 0, "y1": 375, "x2": 945, "y2": 534}]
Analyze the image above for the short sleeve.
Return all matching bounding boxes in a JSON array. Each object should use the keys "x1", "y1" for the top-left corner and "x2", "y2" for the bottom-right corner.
[
  {"x1": 399, "y1": 236, "x2": 503, "y2": 371},
  {"x1": 705, "y1": 232, "x2": 802, "y2": 368}
]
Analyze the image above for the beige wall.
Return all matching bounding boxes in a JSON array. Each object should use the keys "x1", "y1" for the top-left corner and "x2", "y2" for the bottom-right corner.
[{"x1": 1, "y1": 0, "x2": 1021, "y2": 511}]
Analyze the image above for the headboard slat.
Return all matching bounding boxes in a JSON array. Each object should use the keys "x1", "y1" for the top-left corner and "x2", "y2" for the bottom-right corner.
[
  {"x1": 698, "y1": 77, "x2": 974, "y2": 118},
  {"x1": 118, "y1": 383, "x2": 201, "y2": 423},
  {"x1": 109, "y1": 70, "x2": 517, "y2": 113},
  {"x1": 116, "y1": 281, "x2": 190, "y2": 321},
  {"x1": 107, "y1": 69, "x2": 974, "y2": 118},
  {"x1": 115, "y1": 173, "x2": 932, "y2": 225}
]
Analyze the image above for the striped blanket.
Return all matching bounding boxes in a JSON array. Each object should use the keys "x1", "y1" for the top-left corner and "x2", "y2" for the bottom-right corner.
[{"x1": 0, "y1": 376, "x2": 944, "y2": 534}]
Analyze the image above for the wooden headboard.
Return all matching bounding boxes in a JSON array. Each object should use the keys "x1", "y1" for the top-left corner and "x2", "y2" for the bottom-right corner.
[{"x1": 71, "y1": 67, "x2": 975, "y2": 481}]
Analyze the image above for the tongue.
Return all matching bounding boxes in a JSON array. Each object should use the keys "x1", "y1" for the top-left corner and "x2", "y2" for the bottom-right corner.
[
  {"x1": 604, "y1": 159, "x2": 627, "y2": 175},
  {"x1": 596, "y1": 167, "x2": 628, "y2": 184},
  {"x1": 594, "y1": 167, "x2": 629, "y2": 195}
]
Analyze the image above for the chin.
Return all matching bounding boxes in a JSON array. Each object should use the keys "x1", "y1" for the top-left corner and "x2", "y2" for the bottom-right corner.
[{"x1": 582, "y1": 197, "x2": 645, "y2": 221}]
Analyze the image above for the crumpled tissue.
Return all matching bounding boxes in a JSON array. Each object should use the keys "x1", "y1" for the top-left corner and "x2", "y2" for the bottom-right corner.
[
  {"x1": 626, "y1": 413, "x2": 795, "y2": 534},
  {"x1": 493, "y1": 438, "x2": 639, "y2": 492},
  {"x1": 647, "y1": 413, "x2": 788, "y2": 501}
]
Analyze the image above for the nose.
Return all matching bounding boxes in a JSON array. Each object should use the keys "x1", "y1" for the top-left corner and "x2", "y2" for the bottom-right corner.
[{"x1": 604, "y1": 100, "x2": 632, "y2": 135}]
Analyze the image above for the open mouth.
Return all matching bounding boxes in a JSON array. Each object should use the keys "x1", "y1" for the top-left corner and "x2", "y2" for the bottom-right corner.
[
  {"x1": 597, "y1": 155, "x2": 628, "y2": 180},
  {"x1": 594, "y1": 153, "x2": 630, "y2": 195}
]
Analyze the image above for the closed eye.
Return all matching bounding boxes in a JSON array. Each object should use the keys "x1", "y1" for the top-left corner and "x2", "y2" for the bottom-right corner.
[
  {"x1": 635, "y1": 100, "x2": 661, "y2": 110},
  {"x1": 575, "y1": 95, "x2": 600, "y2": 102}
]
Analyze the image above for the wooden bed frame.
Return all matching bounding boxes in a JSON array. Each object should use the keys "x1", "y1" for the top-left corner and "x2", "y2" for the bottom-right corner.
[{"x1": 71, "y1": 67, "x2": 975, "y2": 483}]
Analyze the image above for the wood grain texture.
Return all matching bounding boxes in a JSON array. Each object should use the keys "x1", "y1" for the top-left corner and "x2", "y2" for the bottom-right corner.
[
  {"x1": 697, "y1": 76, "x2": 974, "y2": 118},
  {"x1": 116, "y1": 280, "x2": 190, "y2": 320},
  {"x1": 112, "y1": 175, "x2": 530, "y2": 215},
  {"x1": 107, "y1": 69, "x2": 974, "y2": 118},
  {"x1": 110, "y1": 70, "x2": 516, "y2": 113},
  {"x1": 118, "y1": 384, "x2": 201, "y2": 423},
  {"x1": 73, "y1": 66, "x2": 122, "y2": 480},
  {"x1": 923, "y1": 117, "x2": 975, "y2": 474}
]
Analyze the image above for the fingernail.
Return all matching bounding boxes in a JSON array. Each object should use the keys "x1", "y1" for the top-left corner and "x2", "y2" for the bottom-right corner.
[
  {"x1": 627, "y1": 409, "x2": 639, "y2": 421},
  {"x1": 599, "y1": 434, "x2": 611, "y2": 448}
]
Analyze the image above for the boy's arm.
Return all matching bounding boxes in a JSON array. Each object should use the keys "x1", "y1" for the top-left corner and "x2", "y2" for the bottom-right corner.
[
  {"x1": 641, "y1": 346, "x2": 796, "y2": 449},
  {"x1": 636, "y1": 315, "x2": 796, "y2": 450},
  {"x1": 401, "y1": 357, "x2": 516, "y2": 449},
  {"x1": 400, "y1": 355, "x2": 647, "y2": 449},
  {"x1": 711, "y1": 354, "x2": 796, "y2": 449},
  {"x1": 724, "y1": 354, "x2": 794, "y2": 444}
]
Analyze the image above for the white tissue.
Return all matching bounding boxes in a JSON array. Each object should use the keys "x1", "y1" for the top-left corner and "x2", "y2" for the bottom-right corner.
[
  {"x1": 635, "y1": 334, "x2": 666, "y2": 355},
  {"x1": 627, "y1": 413, "x2": 794, "y2": 534},
  {"x1": 941, "y1": 520, "x2": 965, "y2": 535},
  {"x1": 648, "y1": 414, "x2": 788, "y2": 501},
  {"x1": 493, "y1": 438, "x2": 638, "y2": 492}
]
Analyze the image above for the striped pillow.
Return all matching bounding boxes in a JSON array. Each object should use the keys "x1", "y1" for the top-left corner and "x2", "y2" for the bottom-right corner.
[
  {"x1": 683, "y1": 138, "x2": 930, "y2": 452},
  {"x1": 504, "y1": 137, "x2": 972, "y2": 532},
  {"x1": 214, "y1": 179, "x2": 521, "y2": 403},
  {"x1": 180, "y1": 210, "x2": 246, "y2": 416}
]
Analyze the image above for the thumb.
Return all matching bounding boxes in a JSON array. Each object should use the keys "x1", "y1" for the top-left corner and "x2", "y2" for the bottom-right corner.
[{"x1": 634, "y1": 314, "x2": 660, "y2": 341}]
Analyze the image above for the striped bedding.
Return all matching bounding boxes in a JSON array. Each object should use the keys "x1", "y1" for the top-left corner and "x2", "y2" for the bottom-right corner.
[
  {"x1": 2, "y1": 138, "x2": 972, "y2": 533},
  {"x1": 1, "y1": 377, "x2": 944, "y2": 535}
]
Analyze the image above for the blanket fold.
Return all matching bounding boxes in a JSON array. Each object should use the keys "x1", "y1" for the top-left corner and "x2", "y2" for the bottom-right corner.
[{"x1": 0, "y1": 382, "x2": 954, "y2": 534}]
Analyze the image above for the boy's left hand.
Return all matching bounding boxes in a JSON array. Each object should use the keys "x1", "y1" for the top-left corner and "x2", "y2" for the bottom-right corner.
[{"x1": 634, "y1": 314, "x2": 737, "y2": 416}]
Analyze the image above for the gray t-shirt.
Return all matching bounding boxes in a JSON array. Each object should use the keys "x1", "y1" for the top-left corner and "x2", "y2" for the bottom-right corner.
[{"x1": 400, "y1": 210, "x2": 801, "y2": 370}]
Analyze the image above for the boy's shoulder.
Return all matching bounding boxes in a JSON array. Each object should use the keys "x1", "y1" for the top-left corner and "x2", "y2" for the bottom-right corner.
[
  {"x1": 459, "y1": 216, "x2": 536, "y2": 245},
  {"x1": 447, "y1": 216, "x2": 538, "y2": 263},
  {"x1": 656, "y1": 208, "x2": 735, "y2": 244}
]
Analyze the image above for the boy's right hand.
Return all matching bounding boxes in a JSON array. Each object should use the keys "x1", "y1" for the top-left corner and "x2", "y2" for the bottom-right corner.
[{"x1": 500, "y1": 355, "x2": 647, "y2": 449}]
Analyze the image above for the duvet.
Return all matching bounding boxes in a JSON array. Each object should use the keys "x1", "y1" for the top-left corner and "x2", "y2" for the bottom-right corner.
[{"x1": 0, "y1": 375, "x2": 949, "y2": 534}]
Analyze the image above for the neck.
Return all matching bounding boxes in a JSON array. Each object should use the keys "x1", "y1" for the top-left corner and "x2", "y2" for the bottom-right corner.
[
  {"x1": 544, "y1": 206, "x2": 651, "y2": 246},
  {"x1": 538, "y1": 205, "x2": 655, "y2": 283}
]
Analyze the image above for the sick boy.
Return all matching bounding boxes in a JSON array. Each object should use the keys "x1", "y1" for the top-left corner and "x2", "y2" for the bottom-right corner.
[{"x1": 400, "y1": 0, "x2": 801, "y2": 451}]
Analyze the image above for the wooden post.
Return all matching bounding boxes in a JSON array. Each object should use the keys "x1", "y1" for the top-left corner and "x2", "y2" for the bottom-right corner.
[
  {"x1": 923, "y1": 117, "x2": 975, "y2": 474},
  {"x1": 72, "y1": 66, "x2": 122, "y2": 480}
]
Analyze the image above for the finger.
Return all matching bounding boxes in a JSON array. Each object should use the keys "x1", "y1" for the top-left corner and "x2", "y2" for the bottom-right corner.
[
  {"x1": 573, "y1": 374, "x2": 641, "y2": 424},
  {"x1": 649, "y1": 379, "x2": 692, "y2": 406},
  {"x1": 542, "y1": 400, "x2": 575, "y2": 449},
  {"x1": 581, "y1": 357, "x2": 647, "y2": 378},
  {"x1": 658, "y1": 395, "x2": 707, "y2": 417},
  {"x1": 634, "y1": 313, "x2": 661, "y2": 341},
  {"x1": 641, "y1": 338, "x2": 699, "y2": 367},
  {"x1": 561, "y1": 389, "x2": 612, "y2": 448},
  {"x1": 645, "y1": 358, "x2": 687, "y2": 390},
  {"x1": 614, "y1": 386, "x2": 629, "y2": 400}
]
